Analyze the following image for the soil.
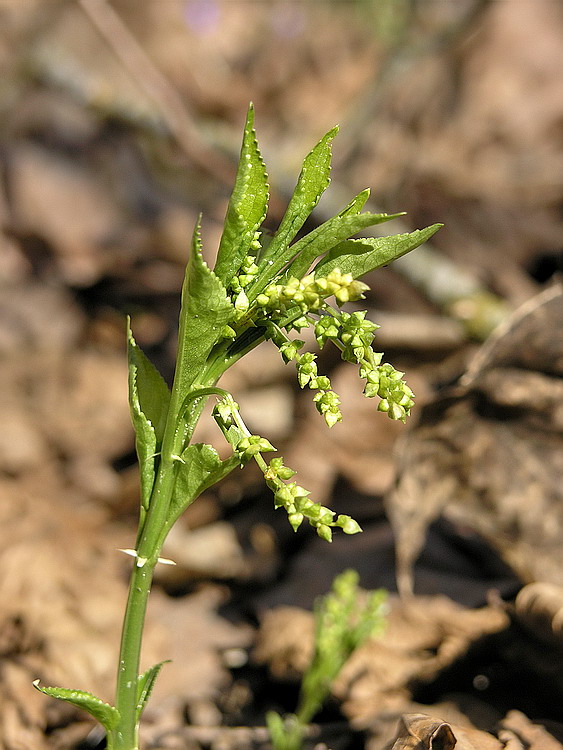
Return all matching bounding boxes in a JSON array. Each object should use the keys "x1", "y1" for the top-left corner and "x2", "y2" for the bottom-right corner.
[{"x1": 1, "y1": 2, "x2": 562, "y2": 749}]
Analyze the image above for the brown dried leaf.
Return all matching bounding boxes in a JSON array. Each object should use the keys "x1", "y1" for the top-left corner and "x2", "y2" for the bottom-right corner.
[
  {"x1": 352, "y1": 0, "x2": 563, "y2": 293},
  {"x1": 498, "y1": 710, "x2": 563, "y2": 750},
  {"x1": 335, "y1": 596, "x2": 507, "y2": 724},
  {"x1": 7, "y1": 145, "x2": 125, "y2": 285},
  {"x1": 385, "y1": 713, "x2": 501, "y2": 750},
  {"x1": 388, "y1": 285, "x2": 563, "y2": 596},
  {"x1": 515, "y1": 582, "x2": 563, "y2": 640},
  {"x1": 253, "y1": 606, "x2": 315, "y2": 679}
]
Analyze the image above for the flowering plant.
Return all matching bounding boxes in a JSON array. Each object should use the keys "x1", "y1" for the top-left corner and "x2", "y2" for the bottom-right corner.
[{"x1": 34, "y1": 105, "x2": 441, "y2": 750}]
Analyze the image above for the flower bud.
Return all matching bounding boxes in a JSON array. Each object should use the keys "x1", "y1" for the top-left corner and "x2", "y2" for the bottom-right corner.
[
  {"x1": 337, "y1": 515, "x2": 362, "y2": 535},
  {"x1": 288, "y1": 513, "x2": 304, "y2": 532},
  {"x1": 316, "y1": 524, "x2": 333, "y2": 543}
]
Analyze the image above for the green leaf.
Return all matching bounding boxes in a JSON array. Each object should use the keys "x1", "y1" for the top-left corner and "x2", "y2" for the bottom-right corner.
[
  {"x1": 136, "y1": 660, "x2": 171, "y2": 722},
  {"x1": 214, "y1": 104, "x2": 269, "y2": 285},
  {"x1": 285, "y1": 189, "x2": 404, "y2": 280},
  {"x1": 33, "y1": 681, "x2": 120, "y2": 732},
  {"x1": 128, "y1": 320, "x2": 171, "y2": 509},
  {"x1": 249, "y1": 126, "x2": 339, "y2": 296},
  {"x1": 174, "y1": 220, "x2": 235, "y2": 400},
  {"x1": 169, "y1": 443, "x2": 240, "y2": 524},
  {"x1": 314, "y1": 224, "x2": 443, "y2": 279},
  {"x1": 127, "y1": 320, "x2": 170, "y2": 440}
]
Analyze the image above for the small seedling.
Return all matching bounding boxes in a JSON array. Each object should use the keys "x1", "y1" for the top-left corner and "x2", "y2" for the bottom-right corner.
[
  {"x1": 267, "y1": 569, "x2": 387, "y2": 750},
  {"x1": 34, "y1": 105, "x2": 441, "y2": 750}
]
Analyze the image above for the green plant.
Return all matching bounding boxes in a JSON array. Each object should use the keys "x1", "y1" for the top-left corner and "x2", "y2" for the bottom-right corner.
[
  {"x1": 33, "y1": 105, "x2": 441, "y2": 749},
  {"x1": 267, "y1": 569, "x2": 387, "y2": 750}
]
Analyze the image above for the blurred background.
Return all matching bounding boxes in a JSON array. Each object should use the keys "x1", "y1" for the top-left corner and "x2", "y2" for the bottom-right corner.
[{"x1": 0, "y1": 1, "x2": 562, "y2": 748}]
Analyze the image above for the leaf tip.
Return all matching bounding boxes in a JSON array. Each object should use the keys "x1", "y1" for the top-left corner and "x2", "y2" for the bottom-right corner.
[
  {"x1": 424, "y1": 222, "x2": 444, "y2": 234},
  {"x1": 246, "y1": 102, "x2": 255, "y2": 126}
]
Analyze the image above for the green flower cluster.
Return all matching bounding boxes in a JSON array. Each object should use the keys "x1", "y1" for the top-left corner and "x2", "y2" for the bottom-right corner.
[
  {"x1": 235, "y1": 434, "x2": 276, "y2": 461},
  {"x1": 279, "y1": 346, "x2": 342, "y2": 428},
  {"x1": 315, "y1": 309, "x2": 414, "y2": 423},
  {"x1": 256, "y1": 269, "x2": 369, "y2": 321},
  {"x1": 213, "y1": 396, "x2": 362, "y2": 541},
  {"x1": 360, "y1": 362, "x2": 414, "y2": 422},
  {"x1": 230, "y1": 233, "x2": 261, "y2": 292},
  {"x1": 264, "y1": 457, "x2": 361, "y2": 541},
  {"x1": 315, "y1": 310, "x2": 378, "y2": 362}
]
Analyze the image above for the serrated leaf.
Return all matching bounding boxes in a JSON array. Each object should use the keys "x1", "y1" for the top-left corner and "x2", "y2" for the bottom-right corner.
[
  {"x1": 285, "y1": 189, "x2": 404, "y2": 280},
  {"x1": 33, "y1": 681, "x2": 120, "y2": 731},
  {"x1": 127, "y1": 320, "x2": 171, "y2": 440},
  {"x1": 136, "y1": 660, "x2": 170, "y2": 721},
  {"x1": 169, "y1": 443, "x2": 240, "y2": 524},
  {"x1": 314, "y1": 224, "x2": 443, "y2": 279},
  {"x1": 128, "y1": 321, "x2": 171, "y2": 509},
  {"x1": 214, "y1": 104, "x2": 269, "y2": 285},
  {"x1": 248, "y1": 126, "x2": 338, "y2": 296},
  {"x1": 174, "y1": 220, "x2": 235, "y2": 400}
]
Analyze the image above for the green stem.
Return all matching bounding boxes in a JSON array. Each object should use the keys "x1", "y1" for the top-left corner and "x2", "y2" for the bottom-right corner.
[
  {"x1": 111, "y1": 559, "x2": 155, "y2": 750},
  {"x1": 111, "y1": 381, "x2": 233, "y2": 749},
  {"x1": 111, "y1": 454, "x2": 177, "y2": 750}
]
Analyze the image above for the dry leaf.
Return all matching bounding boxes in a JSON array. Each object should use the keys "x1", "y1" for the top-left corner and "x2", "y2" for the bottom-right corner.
[
  {"x1": 498, "y1": 710, "x2": 563, "y2": 750},
  {"x1": 388, "y1": 285, "x2": 563, "y2": 597},
  {"x1": 385, "y1": 713, "x2": 501, "y2": 750}
]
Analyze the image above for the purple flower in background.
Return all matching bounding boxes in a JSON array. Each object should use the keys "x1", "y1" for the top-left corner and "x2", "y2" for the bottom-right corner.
[{"x1": 184, "y1": 0, "x2": 220, "y2": 34}]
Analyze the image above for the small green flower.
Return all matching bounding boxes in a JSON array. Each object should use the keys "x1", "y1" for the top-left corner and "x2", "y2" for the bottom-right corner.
[
  {"x1": 265, "y1": 457, "x2": 297, "y2": 481},
  {"x1": 296, "y1": 352, "x2": 318, "y2": 388},
  {"x1": 214, "y1": 397, "x2": 238, "y2": 424},
  {"x1": 234, "y1": 289, "x2": 249, "y2": 314},
  {"x1": 316, "y1": 524, "x2": 333, "y2": 542},
  {"x1": 359, "y1": 361, "x2": 414, "y2": 422},
  {"x1": 336, "y1": 515, "x2": 362, "y2": 535},
  {"x1": 315, "y1": 316, "x2": 341, "y2": 348},
  {"x1": 313, "y1": 390, "x2": 342, "y2": 427},
  {"x1": 309, "y1": 374, "x2": 331, "y2": 391},
  {"x1": 288, "y1": 513, "x2": 304, "y2": 532},
  {"x1": 279, "y1": 339, "x2": 305, "y2": 362},
  {"x1": 236, "y1": 435, "x2": 276, "y2": 461},
  {"x1": 221, "y1": 324, "x2": 237, "y2": 339}
]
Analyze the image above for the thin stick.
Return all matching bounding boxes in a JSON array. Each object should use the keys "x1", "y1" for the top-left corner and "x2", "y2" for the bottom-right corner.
[{"x1": 78, "y1": 0, "x2": 234, "y2": 184}]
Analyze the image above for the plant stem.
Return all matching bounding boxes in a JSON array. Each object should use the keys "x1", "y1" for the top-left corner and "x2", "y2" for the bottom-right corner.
[
  {"x1": 111, "y1": 559, "x2": 155, "y2": 750},
  {"x1": 112, "y1": 455, "x2": 178, "y2": 750},
  {"x1": 111, "y1": 360, "x2": 218, "y2": 747}
]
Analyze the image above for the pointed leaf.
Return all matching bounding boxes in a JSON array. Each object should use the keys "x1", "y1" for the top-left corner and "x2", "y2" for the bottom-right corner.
[
  {"x1": 136, "y1": 660, "x2": 171, "y2": 721},
  {"x1": 174, "y1": 220, "x2": 235, "y2": 399},
  {"x1": 128, "y1": 320, "x2": 170, "y2": 441},
  {"x1": 249, "y1": 126, "x2": 338, "y2": 296},
  {"x1": 314, "y1": 224, "x2": 443, "y2": 279},
  {"x1": 128, "y1": 321, "x2": 170, "y2": 509},
  {"x1": 33, "y1": 681, "x2": 120, "y2": 732},
  {"x1": 285, "y1": 189, "x2": 404, "y2": 280},
  {"x1": 169, "y1": 443, "x2": 240, "y2": 523},
  {"x1": 214, "y1": 104, "x2": 269, "y2": 284}
]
